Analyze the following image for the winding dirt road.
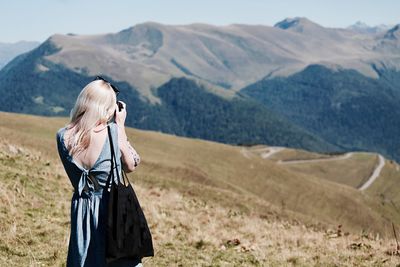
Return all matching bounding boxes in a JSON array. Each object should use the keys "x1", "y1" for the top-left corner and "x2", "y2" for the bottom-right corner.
[
  {"x1": 277, "y1": 152, "x2": 354, "y2": 164},
  {"x1": 358, "y1": 154, "x2": 385, "y2": 191},
  {"x1": 241, "y1": 146, "x2": 385, "y2": 190},
  {"x1": 259, "y1": 147, "x2": 285, "y2": 159},
  {"x1": 240, "y1": 146, "x2": 285, "y2": 159}
]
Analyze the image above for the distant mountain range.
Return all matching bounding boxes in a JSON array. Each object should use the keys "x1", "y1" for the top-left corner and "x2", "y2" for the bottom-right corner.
[
  {"x1": 1, "y1": 18, "x2": 400, "y2": 160},
  {"x1": 347, "y1": 21, "x2": 393, "y2": 34},
  {"x1": 0, "y1": 41, "x2": 39, "y2": 69}
]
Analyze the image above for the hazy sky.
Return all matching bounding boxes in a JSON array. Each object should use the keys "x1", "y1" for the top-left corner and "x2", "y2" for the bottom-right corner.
[{"x1": 1, "y1": 0, "x2": 399, "y2": 43}]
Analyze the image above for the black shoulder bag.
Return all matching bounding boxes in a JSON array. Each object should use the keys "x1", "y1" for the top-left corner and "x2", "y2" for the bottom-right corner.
[{"x1": 104, "y1": 124, "x2": 154, "y2": 261}]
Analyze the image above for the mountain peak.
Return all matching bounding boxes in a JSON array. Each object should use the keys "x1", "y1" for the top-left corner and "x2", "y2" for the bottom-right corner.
[
  {"x1": 384, "y1": 24, "x2": 400, "y2": 40},
  {"x1": 117, "y1": 21, "x2": 165, "y2": 34},
  {"x1": 350, "y1": 21, "x2": 370, "y2": 29},
  {"x1": 109, "y1": 21, "x2": 164, "y2": 49},
  {"x1": 348, "y1": 21, "x2": 392, "y2": 34},
  {"x1": 274, "y1": 17, "x2": 322, "y2": 31}
]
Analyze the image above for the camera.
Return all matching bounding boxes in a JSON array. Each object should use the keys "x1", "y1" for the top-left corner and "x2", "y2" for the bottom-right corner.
[{"x1": 117, "y1": 101, "x2": 123, "y2": 112}]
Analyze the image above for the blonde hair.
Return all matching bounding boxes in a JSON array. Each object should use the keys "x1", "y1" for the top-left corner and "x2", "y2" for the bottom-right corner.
[{"x1": 65, "y1": 79, "x2": 117, "y2": 157}]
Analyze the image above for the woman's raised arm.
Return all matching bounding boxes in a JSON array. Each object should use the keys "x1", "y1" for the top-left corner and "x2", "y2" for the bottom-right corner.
[{"x1": 114, "y1": 101, "x2": 141, "y2": 173}]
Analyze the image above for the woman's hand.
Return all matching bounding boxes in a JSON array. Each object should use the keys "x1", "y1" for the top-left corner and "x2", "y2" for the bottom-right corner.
[{"x1": 115, "y1": 101, "x2": 127, "y2": 126}]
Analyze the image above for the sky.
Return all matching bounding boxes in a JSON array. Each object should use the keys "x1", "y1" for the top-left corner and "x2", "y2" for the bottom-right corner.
[{"x1": 1, "y1": 0, "x2": 399, "y2": 43}]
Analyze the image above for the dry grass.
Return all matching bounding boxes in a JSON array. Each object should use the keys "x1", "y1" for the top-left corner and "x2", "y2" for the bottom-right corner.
[
  {"x1": 1, "y1": 142, "x2": 399, "y2": 266},
  {"x1": 1, "y1": 111, "x2": 400, "y2": 266},
  {"x1": 135, "y1": 184, "x2": 400, "y2": 267},
  {"x1": 0, "y1": 141, "x2": 398, "y2": 266},
  {"x1": 0, "y1": 141, "x2": 71, "y2": 266},
  {"x1": 365, "y1": 159, "x2": 400, "y2": 214}
]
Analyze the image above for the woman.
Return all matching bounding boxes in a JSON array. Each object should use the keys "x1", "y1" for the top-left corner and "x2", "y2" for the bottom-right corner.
[{"x1": 56, "y1": 77, "x2": 143, "y2": 267}]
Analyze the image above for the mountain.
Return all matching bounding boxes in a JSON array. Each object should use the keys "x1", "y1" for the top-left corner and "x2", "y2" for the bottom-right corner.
[
  {"x1": 373, "y1": 24, "x2": 400, "y2": 55},
  {"x1": 242, "y1": 64, "x2": 400, "y2": 161},
  {"x1": 274, "y1": 17, "x2": 326, "y2": 33},
  {"x1": 0, "y1": 40, "x2": 39, "y2": 69},
  {"x1": 2, "y1": 19, "x2": 398, "y2": 103},
  {"x1": 384, "y1": 24, "x2": 400, "y2": 40},
  {"x1": 347, "y1": 21, "x2": 392, "y2": 34},
  {"x1": 1, "y1": 112, "x2": 400, "y2": 266},
  {"x1": 1, "y1": 19, "x2": 400, "y2": 159},
  {"x1": 0, "y1": 39, "x2": 335, "y2": 151}
]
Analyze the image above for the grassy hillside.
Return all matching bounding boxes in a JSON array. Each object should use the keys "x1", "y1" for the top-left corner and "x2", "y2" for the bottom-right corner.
[
  {"x1": 1, "y1": 111, "x2": 400, "y2": 266},
  {"x1": 280, "y1": 153, "x2": 378, "y2": 188}
]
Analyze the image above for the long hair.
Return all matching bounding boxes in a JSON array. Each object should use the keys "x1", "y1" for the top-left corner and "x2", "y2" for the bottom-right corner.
[{"x1": 65, "y1": 79, "x2": 117, "y2": 157}]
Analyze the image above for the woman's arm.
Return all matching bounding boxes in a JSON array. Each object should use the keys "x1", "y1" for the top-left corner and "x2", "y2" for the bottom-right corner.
[
  {"x1": 114, "y1": 101, "x2": 141, "y2": 173},
  {"x1": 117, "y1": 124, "x2": 140, "y2": 173}
]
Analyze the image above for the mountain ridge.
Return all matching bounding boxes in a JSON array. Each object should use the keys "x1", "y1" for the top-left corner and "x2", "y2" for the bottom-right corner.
[
  {"x1": 0, "y1": 45, "x2": 337, "y2": 154},
  {"x1": 0, "y1": 40, "x2": 39, "y2": 69},
  {"x1": 6, "y1": 18, "x2": 397, "y2": 103},
  {"x1": 347, "y1": 21, "x2": 393, "y2": 34}
]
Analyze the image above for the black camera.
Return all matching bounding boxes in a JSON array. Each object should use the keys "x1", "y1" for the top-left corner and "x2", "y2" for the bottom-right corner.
[{"x1": 117, "y1": 101, "x2": 124, "y2": 112}]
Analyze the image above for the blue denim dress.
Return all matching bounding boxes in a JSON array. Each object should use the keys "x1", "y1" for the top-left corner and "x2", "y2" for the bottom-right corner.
[{"x1": 56, "y1": 122, "x2": 142, "y2": 267}]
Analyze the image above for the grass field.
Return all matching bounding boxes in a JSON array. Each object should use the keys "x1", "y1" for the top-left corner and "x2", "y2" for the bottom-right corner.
[{"x1": 1, "y1": 111, "x2": 400, "y2": 266}]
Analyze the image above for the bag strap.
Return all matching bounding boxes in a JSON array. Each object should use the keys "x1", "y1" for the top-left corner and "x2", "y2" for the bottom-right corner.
[
  {"x1": 105, "y1": 124, "x2": 122, "y2": 189},
  {"x1": 121, "y1": 164, "x2": 131, "y2": 186},
  {"x1": 105, "y1": 123, "x2": 132, "y2": 189}
]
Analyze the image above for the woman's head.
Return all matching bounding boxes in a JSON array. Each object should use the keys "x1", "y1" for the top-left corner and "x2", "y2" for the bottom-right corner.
[{"x1": 66, "y1": 79, "x2": 117, "y2": 156}]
